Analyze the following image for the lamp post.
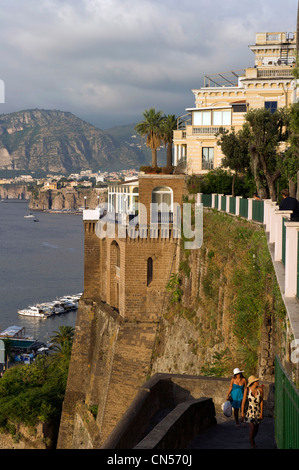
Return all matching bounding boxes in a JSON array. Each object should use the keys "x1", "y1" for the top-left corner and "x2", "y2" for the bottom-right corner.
[{"x1": 84, "y1": 196, "x2": 87, "y2": 210}]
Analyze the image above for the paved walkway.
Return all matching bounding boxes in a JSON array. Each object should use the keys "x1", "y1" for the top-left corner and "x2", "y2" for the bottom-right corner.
[{"x1": 188, "y1": 414, "x2": 277, "y2": 450}]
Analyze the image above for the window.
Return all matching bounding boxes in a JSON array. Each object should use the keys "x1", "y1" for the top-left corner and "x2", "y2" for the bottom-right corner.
[
  {"x1": 213, "y1": 111, "x2": 222, "y2": 125},
  {"x1": 152, "y1": 186, "x2": 173, "y2": 209},
  {"x1": 265, "y1": 101, "x2": 277, "y2": 114},
  {"x1": 202, "y1": 110, "x2": 211, "y2": 125},
  {"x1": 232, "y1": 103, "x2": 247, "y2": 113},
  {"x1": 111, "y1": 241, "x2": 120, "y2": 268},
  {"x1": 151, "y1": 186, "x2": 173, "y2": 223},
  {"x1": 147, "y1": 258, "x2": 153, "y2": 286},
  {"x1": 202, "y1": 148, "x2": 214, "y2": 170},
  {"x1": 222, "y1": 110, "x2": 231, "y2": 125},
  {"x1": 193, "y1": 109, "x2": 231, "y2": 126},
  {"x1": 193, "y1": 111, "x2": 202, "y2": 125}
]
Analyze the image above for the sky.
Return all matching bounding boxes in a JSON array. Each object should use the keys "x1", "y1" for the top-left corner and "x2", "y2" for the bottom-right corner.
[{"x1": 0, "y1": 0, "x2": 297, "y2": 129}]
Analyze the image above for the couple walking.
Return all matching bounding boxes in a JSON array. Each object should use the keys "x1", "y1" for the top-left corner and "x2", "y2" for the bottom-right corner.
[{"x1": 226, "y1": 368, "x2": 264, "y2": 448}]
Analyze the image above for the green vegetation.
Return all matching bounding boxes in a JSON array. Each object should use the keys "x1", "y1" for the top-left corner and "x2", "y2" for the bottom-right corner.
[
  {"x1": 166, "y1": 273, "x2": 183, "y2": 304},
  {"x1": 186, "y1": 168, "x2": 255, "y2": 198},
  {"x1": 163, "y1": 209, "x2": 286, "y2": 378},
  {"x1": 216, "y1": 104, "x2": 299, "y2": 200},
  {"x1": 197, "y1": 210, "x2": 285, "y2": 374},
  {"x1": 0, "y1": 326, "x2": 74, "y2": 443}
]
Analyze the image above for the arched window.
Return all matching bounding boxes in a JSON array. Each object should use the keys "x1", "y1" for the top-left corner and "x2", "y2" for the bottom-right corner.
[
  {"x1": 147, "y1": 257, "x2": 153, "y2": 286},
  {"x1": 152, "y1": 186, "x2": 172, "y2": 208},
  {"x1": 151, "y1": 186, "x2": 173, "y2": 223},
  {"x1": 111, "y1": 240, "x2": 120, "y2": 268}
]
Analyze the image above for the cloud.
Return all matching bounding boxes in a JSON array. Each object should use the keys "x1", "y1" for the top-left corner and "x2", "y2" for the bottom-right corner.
[{"x1": 0, "y1": 0, "x2": 296, "y2": 128}]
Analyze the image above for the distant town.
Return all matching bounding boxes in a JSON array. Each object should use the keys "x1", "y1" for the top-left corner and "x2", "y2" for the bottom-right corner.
[{"x1": 0, "y1": 168, "x2": 139, "y2": 190}]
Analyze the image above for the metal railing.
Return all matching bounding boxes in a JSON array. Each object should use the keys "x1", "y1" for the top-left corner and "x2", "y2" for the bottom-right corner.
[
  {"x1": 252, "y1": 199, "x2": 264, "y2": 223},
  {"x1": 239, "y1": 198, "x2": 248, "y2": 218},
  {"x1": 275, "y1": 356, "x2": 299, "y2": 449},
  {"x1": 229, "y1": 197, "x2": 236, "y2": 215}
]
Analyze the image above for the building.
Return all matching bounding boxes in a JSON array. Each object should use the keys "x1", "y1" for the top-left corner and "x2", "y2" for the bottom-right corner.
[
  {"x1": 57, "y1": 173, "x2": 188, "y2": 447},
  {"x1": 173, "y1": 31, "x2": 299, "y2": 175}
]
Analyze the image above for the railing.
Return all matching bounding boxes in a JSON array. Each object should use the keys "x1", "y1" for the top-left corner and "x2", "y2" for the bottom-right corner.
[
  {"x1": 297, "y1": 231, "x2": 299, "y2": 300},
  {"x1": 257, "y1": 69, "x2": 294, "y2": 78},
  {"x1": 252, "y1": 199, "x2": 264, "y2": 223},
  {"x1": 221, "y1": 195, "x2": 226, "y2": 212},
  {"x1": 275, "y1": 356, "x2": 299, "y2": 449},
  {"x1": 239, "y1": 198, "x2": 248, "y2": 218},
  {"x1": 201, "y1": 194, "x2": 212, "y2": 208},
  {"x1": 192, "y1": 126, "x2": 227, "y2": 135},
  {"x1": 198, "y1": 193, "x2": 299, "y2": 301},
  {"x1": 151, "y1": 211, "x2": 174, "y2": 224},
  {"x1": 229, "y1": 197, "x2": 236, "y2": 215}
]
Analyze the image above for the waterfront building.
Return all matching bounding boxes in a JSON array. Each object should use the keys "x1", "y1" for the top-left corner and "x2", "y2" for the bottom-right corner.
[{"x1": 173, "y1": 32, "x2": 299, "y2": 175}]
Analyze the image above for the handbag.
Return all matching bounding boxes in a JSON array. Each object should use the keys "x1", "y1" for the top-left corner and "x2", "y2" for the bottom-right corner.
[{"x1": 223, "y1": 400, "x2": 232, "y2": 417}]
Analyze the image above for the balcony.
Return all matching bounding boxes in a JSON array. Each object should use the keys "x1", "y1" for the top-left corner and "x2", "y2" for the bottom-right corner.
[
  {"x1": 257, "y1": 69, "x2": 294, "y2": 78},
  {"x1": 192, "y1": 126, "x2": 230, "y2": 135},
  {"x1": 151, "y1": 211, "x2": 173, "y2": 224}
]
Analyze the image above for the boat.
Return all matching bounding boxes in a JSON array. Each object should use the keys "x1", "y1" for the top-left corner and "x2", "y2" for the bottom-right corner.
[
  {"x1": 59, "y1": 298, "x2": 78, "y2": 310},
  {"x1": 17, "y1": 305, "x2": 53, "y2": 318},
  {"x1": 41, "y1": 302, "x2": 65, "y2": 315},
  {"x1": 24, "y1": 208, "x2": 35, "y2": 218},
  {"x1": 17, "y1": 293, "x2": 81, "y2": 319}
]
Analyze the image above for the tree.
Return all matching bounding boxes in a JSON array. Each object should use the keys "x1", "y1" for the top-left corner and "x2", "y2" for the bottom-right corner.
[
  {"x1": 285, "y1": 102, "x2": 299, "y2": 197},
  {"x1": 135, "y1": 108, "x2": 164, "y2": 167},
  {"x1": 244, "y1": 108, "x2": 288, "y2": 200},
  {"x1": 217, "y1": 127, "x2": 250, "y2": 196},
  {"x1": 160, "y1": 114, "x2": 177, "y2": 168},
  {"x1": 50, "y1": 325, "x2": 75, "y2": 346}
]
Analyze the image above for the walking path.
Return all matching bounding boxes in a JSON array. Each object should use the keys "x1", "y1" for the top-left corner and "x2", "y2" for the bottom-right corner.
[{"x1": 188, "y1": 414, "x2": 277, "y2": 449}]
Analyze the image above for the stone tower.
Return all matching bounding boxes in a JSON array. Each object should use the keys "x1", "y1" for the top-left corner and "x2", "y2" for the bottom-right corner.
[{"x1": 57, "y1": 174, "x2": 186, "y2": 448}]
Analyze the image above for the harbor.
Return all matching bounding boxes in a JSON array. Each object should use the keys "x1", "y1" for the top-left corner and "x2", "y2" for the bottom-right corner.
[
  {"x1": 0, "y1": 325, "x2": 53, "y2": 370},
  {"x1": 17, "y1": 293, "x2": 82, "y2": 319}
]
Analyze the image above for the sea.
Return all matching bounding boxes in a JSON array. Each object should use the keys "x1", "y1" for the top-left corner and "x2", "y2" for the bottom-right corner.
[{"x1": 0, "y1": 200, "x2": 84, "y2": 344}]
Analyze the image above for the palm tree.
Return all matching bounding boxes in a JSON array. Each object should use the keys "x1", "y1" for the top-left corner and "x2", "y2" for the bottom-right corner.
[
  {"x1": 50, "y1": 325, "x2": 75, "y2": 346},
  {"x1": 135, "y1": 108, "x2": 164, "y2": 167},
  {"x1": 51, "y1": 340, "x2": 73, "y2": 362},
  {"x1": 160, "y1": 114, "x2": 177, "y2": 168}
]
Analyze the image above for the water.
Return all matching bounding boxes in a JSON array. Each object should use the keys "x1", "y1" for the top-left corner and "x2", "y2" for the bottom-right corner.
[{"x1": 0, "y1": 200, "x2": 84, "y2": 343}]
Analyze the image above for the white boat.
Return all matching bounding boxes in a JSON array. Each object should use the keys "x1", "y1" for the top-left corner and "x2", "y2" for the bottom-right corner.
[
  {"x1": 39, "y1": 302, "x2": 65, "y2": 315},
  {"x1": 60, "y1": 299, "x2": 78, "y2": 311},
  {"x1": 18, "y1": 306, "x2": 52, "y2": 318},
  {"x1": 50, "y1": 303, "x2": 65, "y2": 314},
  {"x1": 24, "y1": 208, "x2": 35, "y2": 218}
]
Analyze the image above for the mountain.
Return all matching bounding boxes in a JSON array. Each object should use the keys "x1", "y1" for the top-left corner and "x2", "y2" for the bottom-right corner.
[{"x1": 0, "y1": 109, "x2": 153, "y2": 174}]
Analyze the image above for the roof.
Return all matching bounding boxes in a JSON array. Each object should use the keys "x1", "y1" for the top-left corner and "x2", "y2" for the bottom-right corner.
[{"x1": 0, "y1": 325, "x2": 25, "y2": 338}]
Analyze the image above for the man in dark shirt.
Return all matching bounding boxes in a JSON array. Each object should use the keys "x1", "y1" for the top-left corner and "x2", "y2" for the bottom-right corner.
[{"x1": 279, "y1": 189, "x2": 299, "y2": 221}]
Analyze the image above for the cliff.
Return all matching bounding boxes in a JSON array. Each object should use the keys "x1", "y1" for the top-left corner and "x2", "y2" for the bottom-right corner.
[
  {"x1": 151, "y1": 209, "x2": 287, "y2": 381},
  {"x1": 0, "y1": 109, "x2": 149, "y2": 173},
  {"x1": 29, "y1": 187, "x2": 107, "y2": 211},
  {"x1": 0, "y1": 184, "x2": 30, "y2": 200}
]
